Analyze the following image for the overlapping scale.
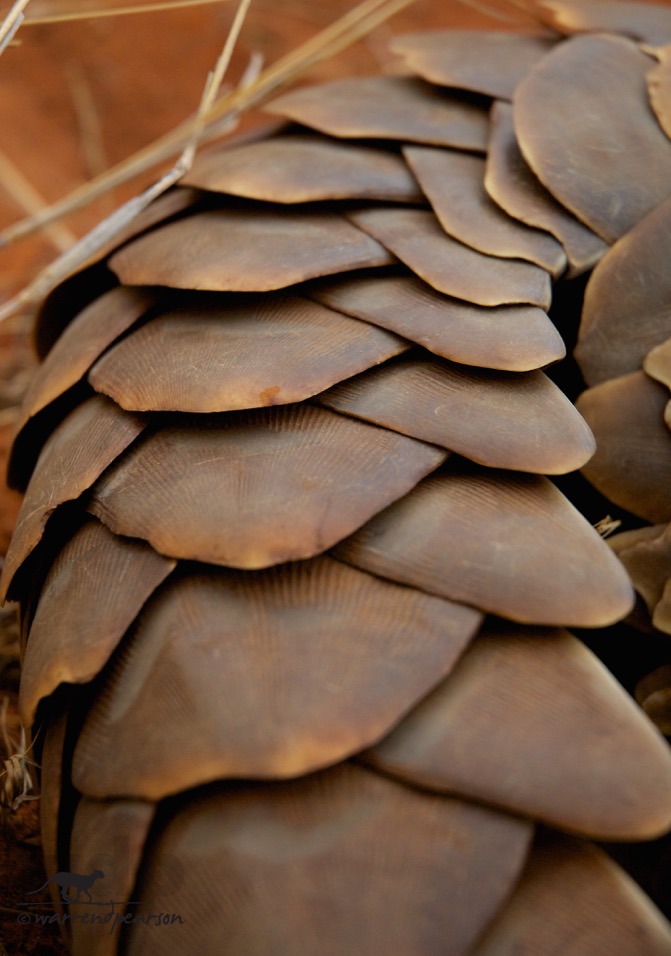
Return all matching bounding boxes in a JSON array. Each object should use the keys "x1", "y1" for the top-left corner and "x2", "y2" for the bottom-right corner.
[
  {"x1": 72, "y1": 559, "x2": 481, "y2": 798},
  {"x1": 404, "y1": 146, "x2": 566, "y2": 275},
  {"x1": 577, "y1": 196, "x2": 671, "y2": 385},
  {"x1": 576, "y1": 371, "x2": 671, "y2": 523},
  {"x1": 68, "y1": 798, "x2": 155, "y2": 956},
  {"x1": 336, "y1": 467, "x2": 634, "y2": 628},
  {"x1": 88, "y1": 405, "x2": 447, "y2": 568},
  {"x1": 366, "y1": 623, "x2": 671, "y2": 839},
  {"x1": 645, "y1": 336, "x2": 671, "y2": 393},
  {"x1": 348, "y1": 207, "x2": 552, "y2": 308},
  {"x1": 33, "y1": 262, "x2": 118, "y2": 360},
  {"x1": 637, "y1": 666, "x2": 671, "y2": 735},
  {"x1": 37, "y1": 701, "x2": 70, "y2": 927},
  {"x1": 319, "y1": 355, "x2": 595, "y2": 473},
  {"x1": 108, "y1": 208, "x2": 393, "y2": 292},
  {"x1": 309, "y1": 273, "x2": 565, "y2": 371},
  {"x1": 610, "y1": 524, "x2": 671, "y2": 623},
  {"x1": 648, "y1": 45, "x2": 671, "y2": 141},
  {"x1": 32, "y1": 187, "x2": 200, "y2": 359},
  {"x1": 87, "y1": 293, "x2": 408, "y2": 413},
  {"x1": 121, "y1": 765, "x2": 533, "y2": 956},
  {"x1": 20, "y1": 517, "x2": 175, "y2": 726},
  {"x1": 610, "y1": 526, "x2": 671, "y2": 637},
  {"x1": 183, "y1": 133, "x2": 422, "y2": 203},
  {"x1": 1, "y1": 396, "x2": 147, "y2": 601},
  {"x1": 485, "y1": 102, "x2": 607, "y2": 276},
  {"x1": 561, "y1": 17, "x2": 671, "y2": 774},
  {"x1": 7, "y1": 286, "x2": 157, "y2": 497},
  {"x1": 265, "y1": 74, "x2": 490, "y2": 149},
  {"x1": 536, "y1": 0, "x2": 671, "y2": 44},
  {"x1": 79, "y1": 186, "x2": 203, "y2": 274},
  {"x1": 390, "y1": 30, "x2": 556, "y2": 99},
  {"x1": 471, "y1": 832, "x2": 671, "y2": 956},
  {"x1": 15, "y1": 286, "x2": 157, "y2": 432},
  {"x1": 513, "y1": 34, "x2": 671, "y2": 243},
  {"x1": 652, "y1": 579, "x2": 671, "y2": 636}
]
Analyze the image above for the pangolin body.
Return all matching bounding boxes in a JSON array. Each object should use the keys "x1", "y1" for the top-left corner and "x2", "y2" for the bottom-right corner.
[{"x1": 5, "y1": 2, "x2": 671, "y2": 953}]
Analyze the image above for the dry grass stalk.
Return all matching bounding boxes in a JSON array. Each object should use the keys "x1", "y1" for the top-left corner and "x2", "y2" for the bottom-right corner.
[
  {"x1": 455, "y1": 0, "x2": 526, "y2": 22},
  {"x1": 0, "y1": 697, "x2": 38, "y2": 812},
  {"x1": 594, "y1": 515, "x2": 622, "y2": 538},
  {"x1": 1, "y1": 0, "x2": 231, "y2": 25},
  {"x1": 0, "y1": 0, "x2": 30, "y2": 53}
]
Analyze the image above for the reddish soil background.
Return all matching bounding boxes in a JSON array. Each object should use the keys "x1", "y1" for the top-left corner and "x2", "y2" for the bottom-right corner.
[{"x1": 0, "y1": 2, "x2": 538, "y2": 953}]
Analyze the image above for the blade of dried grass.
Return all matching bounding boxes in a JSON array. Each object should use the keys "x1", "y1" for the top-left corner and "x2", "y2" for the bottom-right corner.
[
  {"x1": 0, "y1": 0, "x2": 30, "y2": 54},
  {"x1": 0, "y1": 696, "x2": 39, "y2": 810},
  {"x1": 486, "y1": 0, "x2": 548, "y2": 24},
  {"x1": 0, "y1": 0, "x2": 416, "y2": 257},
  {"x1": 227, "y1": 0, "x2": 417, "y2": 106},
  {"x1": 455, "y1": 0, "x2": 529, "y2": 23},
  {"x1": 4, "y1": 0, "x2": 230, "y2": 23},
  {"x1": 180, "y1": 0, "x2": 253, "y2": 166}
]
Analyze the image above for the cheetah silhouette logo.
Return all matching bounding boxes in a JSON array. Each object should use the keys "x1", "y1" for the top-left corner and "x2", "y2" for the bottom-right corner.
[{"x1": 26, "y1": 869, "x2": 105, "y2": 903}]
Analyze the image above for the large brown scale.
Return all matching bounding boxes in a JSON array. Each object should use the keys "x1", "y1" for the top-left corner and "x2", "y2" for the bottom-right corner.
[{"x1": 5, "y1": 1, "x2": 671, "y2": 953}]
